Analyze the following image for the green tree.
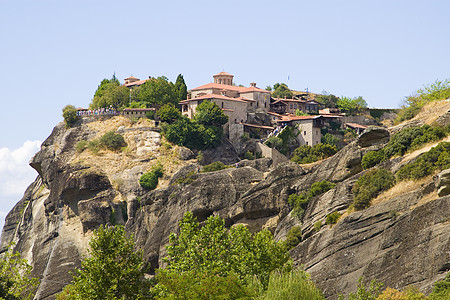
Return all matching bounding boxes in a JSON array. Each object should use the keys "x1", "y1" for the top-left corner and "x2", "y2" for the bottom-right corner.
[
  {"x1": 272, "y1": 83, "x2": 293, "y2": 98},
  {"x1": 0, "y1": 243, "x2": 39, "y2": 300},
  {"x1": 316, "y1": 92, "x2": 339, "y2": 108},
  {"x1": 156, "y1": 103, "x2": 181, "y2": 124},
  {"x1": 337, "y1": 96, "x2": 367, "y2": 114},
  {"x1": 62, "y1": 105, "x2": 78, "y2": 128},
  {"x1": 91, "y1": 76, "x2": 129, "y2": 109},
  {"x1": 138, "y1": 76, "x2": 176, "y2": 106},
  {"x1": 173, "y1": 74, "x2": 187, "y2": 102},
  {"x1": 194, "y1": 100, "x2": 229, "y2": 127},
  {"x1": 99, "y1": 131, "x2": 126, "y2": 151},
  {"x1": 429, "y1": 271, "x2": 450, "y2": 300},
  {"x1": 160, "y1": 212, "x2": 290, "y2": 292},
  {"x1": 58, "y1": 225, "x2": 151, "y2": 299}
]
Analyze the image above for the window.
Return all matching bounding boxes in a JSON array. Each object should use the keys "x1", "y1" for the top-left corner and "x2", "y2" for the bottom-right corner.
[
  {"x1": 304, "y1": 131, "x2": 306, "y2": 135},
  {"x1": 306, "y1": 141, "x2": 308, "y2": 145},
  {"x1": 316, "y1": 130, "x2": 318, "y2": 135},
  {"x1": 222, "y1": 102, "x2": 224, "y2": 108},
  {"x1": 290, "y1": 104, "x2": 293, "y2": 109}
]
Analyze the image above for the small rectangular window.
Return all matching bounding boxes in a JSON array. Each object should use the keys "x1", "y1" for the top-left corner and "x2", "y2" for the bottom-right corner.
[{"x1": 304, "y1": 131, "x2": 306, "y2": 135}]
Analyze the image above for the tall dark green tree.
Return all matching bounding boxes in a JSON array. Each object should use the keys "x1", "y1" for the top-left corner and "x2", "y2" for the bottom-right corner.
[
  {"x1": 174, "y1": 74, "x2": 188, "y2": 102},
  {"x1": 57, "y1": 225, "x2": 151, "y2": 299}
]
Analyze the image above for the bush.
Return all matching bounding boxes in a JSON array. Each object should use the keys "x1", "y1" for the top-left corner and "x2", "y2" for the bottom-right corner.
[
  {"x1": 361, "y1": 150, "x2": 385, "y2": 169},
  {"x1": 139, "y1": 172, "x2": 158, "y2": 190},
  {"x1": 201, "y1": 161, "x2": 228, "y2": 173},
  {"x1": 244, "y1": 151, "x2": 255, "y2": 160},
  {"x1": 396, "y1": 142, "x2": 450, "y2": 181},
  {"x1": 340, "y1": 277, "x2": 383, "y2": 300},
  {"x1": 76, "y1": 140, "x2": 88, "y2": 153},
  {"x1": 256, "y1": 269, "x2": 325, "y2": 300},
  {"x1": 100, "y1": 131, "x2": 126, "y2": 151},
  {"x1": 377, "y1": 287, "x2": 427, "y2": 299},
  {"x1": 353, "y1": 168, "x2": 394, "y2": 210},
  {"x1": 321, "y1": 133, "x2": 340, "y2": 148},
  {"x1": 325, "y1": 211, "x2": 341, "y2": 225},
  {"x1": 283, "y1": 226, "x2": 302, "y2": 251},
  {"x1": 157, "y1": 103, "x2": 181, "y2": 124},
  {"x1": 291, "y1": 143, "x2": 337, "y2": 164},
  {"x1": 429, "y1": 272, "x2": 450, "y2": 300},
  {"x1": 288, "y1": 181, "x2": 336, "y2": 220},
  {"x1": 314, "y1": 220, "x2": 322, "y2": 231},
  {"x1": 62, "y1": 104, "x2": 78, "y2": 128}
]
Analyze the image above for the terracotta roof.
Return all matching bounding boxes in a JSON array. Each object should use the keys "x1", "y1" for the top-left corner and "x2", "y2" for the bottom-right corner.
[
  {"x1": 222, "y1": 108, "x2": 234, "y2": 112},
  {"x1": 271, "y1": 100, "x2": 287, "y2": 105},
  {"x1": 241, "y1": 123, "x2": 274, "y2": 130},
  {"x1": 237, "y1": 96, "x2": 256, "y2": 102},
  {"x1": 276, "y1": 115, "x2": 321, "y2": 122},
  {"x1": 124, "y1": 76, "x2": 139, "y2": 80},
  {"x1": 125, "y1": 79, "x2": 149, "y2": 87},
  {"x1": 180, "y1": 93, "x2": 249, "y2": 103},
  {"x1": 346, "y1": 122, "x2": 368, "y2": 129},
  {"x1": 213, "y1": 72, "x2": 233, "y2": 77},
  {"x1": 192, "y1": 83, "x2": 271, "y2": 94},
  {"x1": 267, "y1": 111, "x2": 283, "y2": 117}
]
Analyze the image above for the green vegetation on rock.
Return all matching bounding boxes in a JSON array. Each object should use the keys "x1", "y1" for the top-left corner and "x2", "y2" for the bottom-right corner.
[
  {"x1": 326, "y1": 211, "x2": 342, "y2": 225},
  {"x1": 139, "y1": 163, "x2": 164, "y2": 190},
  {"x1": 352, "y1": 168, "x2": 394, "y2": 210},
  {"x1": 291, "y1": 143, "x2": 337, "y2": 164},
  {"x1": 62, "y1": 105, "x2": 77, "y2": 128}
]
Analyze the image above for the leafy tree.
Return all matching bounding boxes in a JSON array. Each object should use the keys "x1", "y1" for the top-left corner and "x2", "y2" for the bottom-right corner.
[
  {"x1": 160, "y1": 212, "x2": 290, "y2": 292},
  {"x1": 62, "y1": 105, "x2": 78, "y2": 128},
  {"x1": 58, "y1": 225, "x2": 151, "y2": 299},
  {"x1": 194, "y1": 100, "x2": 228, "y2": 127},
  {"x1": 361, "y1": 150, "x2": 385, "y2": 169},
  {"x1": 0, "y1": 243, "x2": 38, "y2": 300},
  {"x1": 173, "y1": 74, "x2": 187, "y2": 102},
  {"x1": 316, "y1": 93, "x2": 339, "y2": 108},
  {"x1": 336, "y1": 96, "x2": 367, "y2": 114},
  {"x1": 91, "y1": 76, "x2": 129, "y2": 109},
  {"x1": 339, "y1": 277, "x2": 383, "y2": 300},
  {"x1": 265, "y1": 86, "x2": 272, "y2": 91},
  {"x1": 138, "y1": 76, "x2": 176, "y2": 106},
  {"x1": 272, "y1": 83, "x2": 293, "y2": 98},
  {"x1": 156, "y1": 103, "x2": 181, "y2": 124},
  {"x1": 321, "y1": 133, "x2": 341, "y2": 148}
]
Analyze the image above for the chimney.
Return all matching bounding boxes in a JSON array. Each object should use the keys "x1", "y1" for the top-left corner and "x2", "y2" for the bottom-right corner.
[{"x1": 250, "y1": 82, "x2": 256, "y2": 87}]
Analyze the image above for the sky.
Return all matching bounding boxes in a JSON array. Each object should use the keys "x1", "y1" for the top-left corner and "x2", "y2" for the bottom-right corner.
[{"x1": 0, "y1": 0, "x2": 449, "y2": 230}]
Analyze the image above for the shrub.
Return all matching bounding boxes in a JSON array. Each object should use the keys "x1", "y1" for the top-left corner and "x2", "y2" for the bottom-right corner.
[
  {"x1": 139, "y1": 172, "x2": 158, "y2": 190},
  {"x1": 353, "y1": 168, "x2": 394, "y2": 210},
  {"x1": 99, "y1": 131, "x2": 126, "y2": 151},
  {"x1": 76, "y1": 140, "x2": 88, "y2": 153},
  {"x1": 288, "y1": 181, "x2": 336, "y2": 220},
  {"x1": 377, "y1": 287, "x2": 427, "y2": 299},
  {"x1": 244, "y1": 151, "x2": 255, "y2": 160},
  {"x1": 62, "y1": 105, "x2": 78, "y2": 128},
  {"x1": 201, "y1": 161, "x2": 228, "y2": 172},
  {"x1": 256, "y1": 269, "x2": 325, "y2": 300},
  {"x1": 283, "y1": 226, "x2": 302, "y2": 251},
  {"x1": 321, "y1": 133, "x2": 340, "y2": 148},
  {"x1": 396, "y1": 142, "x2": 450, "y2": 181},
  {"x1": 157, "y1": 103, "x2": 181, "y2": 124},
  {"x1": 429, "y1": 271, "x2": 450, "y2": 300},
  {"x1": 339, "y1": 277, "x2": 383, "y2": 300},
  {"x1": 314, "y1": 220, "x2": 322, "y2": 231},
  {"x1": 361, "y1": 150, "x2": 385, "y2": 169},
  {"x1": 291, "y1": 143, "x2": 337, "y2": 164},
  {"x1": 325, "y1": 211, "x2": 341, "y2": 225}
]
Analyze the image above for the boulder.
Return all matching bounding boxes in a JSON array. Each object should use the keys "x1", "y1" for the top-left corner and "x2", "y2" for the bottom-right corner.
[
  {"x1": 356, "y1": 127, "x2": 390, "y2": 147},
  {"x1": 437, "y1": 168, "x2": 450, "y2": 197},
  {"x1": 177, "y1": 146, "x2": 195, "y2": 160}
]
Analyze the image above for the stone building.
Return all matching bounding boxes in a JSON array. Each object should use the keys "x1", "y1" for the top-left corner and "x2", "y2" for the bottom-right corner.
[
  {"x1": 277, "y1": 115, "x2": 324, "y2": 146},
  {"x1": 270, "y1": 98, "x2": 320, "y2": 115}
]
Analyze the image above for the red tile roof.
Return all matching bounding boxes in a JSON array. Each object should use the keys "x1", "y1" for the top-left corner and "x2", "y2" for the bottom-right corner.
[
  {"x1": 123, "y1": 108, "x2": 156, "y2": 111},
  {"x1": 191, "y1": 82, "x2": 270, "y2": 94},
  {"x1": 124, "y1": 76, "x2": 139, "y2": 80},
  {"x1": 213, "y1": 72, "x2": 233, "y2": 77},
  {"x1": 346, "y1": 122, "x2": 368, "y2": 129},
  {"x1": 180, "y1": 94, "x2": 249, "y2": 103},
  {"x1": 276, "y1": 115, "x2": 321, "y2": 122},
  {"x1": 125, "y1": 79, "x2": 149, "y2": 87},
  {"x1": 241, "y1": 123, "x2": 274, "y2": 130}
]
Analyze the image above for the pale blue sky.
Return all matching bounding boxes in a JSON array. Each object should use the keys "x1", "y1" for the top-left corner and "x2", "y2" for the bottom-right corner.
[{"x1": 0, "y1": 0, "x2": 449, "y2": 228}]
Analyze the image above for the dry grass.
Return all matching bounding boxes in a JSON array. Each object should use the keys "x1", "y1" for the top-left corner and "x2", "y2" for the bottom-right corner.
[
  {"x1": 411, "y1": 99, "x2": 450, "y2": 125},
  {"x1": 400, "y1": 136, "x2": 450, "y2": 164},
  {"x1": 71, "y1": 116, "x2": 193, "y2": 193},
  {"x1": 371, "y1": 175, "x2": 434, "y2": 207}
]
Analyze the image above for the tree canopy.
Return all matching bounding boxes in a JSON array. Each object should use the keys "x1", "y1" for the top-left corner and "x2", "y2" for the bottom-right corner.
[
  {"x1": 91, "y1": 75, "x2": 130, "y2": 109},
  {"x1": 336, "y1": 96, "x2": 367, "y2": 114},
  {"x1": 57, "y1": 225, "x2": 151, "y2": 299},
  {"x1": 0, "y1": 243, "x2": 38, "y2": 300},
  {"x1": 272, "y1": 83, "x2": 293, "y2": 98},
  {"x1": 174, "y1": 74, "x2": 187, "y2": 102},
  {"x1": 194, "y1": 100, "x2": 228, "y2": 127},
  {"x1": 156, "y1": 103, "x2": 182, "y2": 124},
  {"x1": 138, "y1": 76, "x2": 177, "y2": 106},
  {"x1": 62, "y1": 105, "x2": 78, "y2": 127},
  {"x1": 316, "y1": 92, "x2": 339, "y2": 108}
]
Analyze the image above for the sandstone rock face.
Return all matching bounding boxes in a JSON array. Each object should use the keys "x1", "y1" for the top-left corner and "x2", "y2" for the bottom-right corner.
[
  {"x1": 1, "y1": 114, "x2": 449, "y2": 299},
  {"x1": 436, "y1": 168, "x2": 450, "y2": 197}
]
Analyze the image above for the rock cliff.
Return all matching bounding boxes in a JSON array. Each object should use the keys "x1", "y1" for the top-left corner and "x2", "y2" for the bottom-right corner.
[{"x1": 1, "y1": 109, "x2": 449, "y2": 299}]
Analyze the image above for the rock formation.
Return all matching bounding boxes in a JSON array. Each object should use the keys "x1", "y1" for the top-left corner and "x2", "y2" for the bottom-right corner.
[{"x1": 1, "y1": 113, "x2": 449, "y2": 299}]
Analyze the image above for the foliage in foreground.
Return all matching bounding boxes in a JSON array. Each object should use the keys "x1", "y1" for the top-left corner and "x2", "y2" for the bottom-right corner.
[
  {"x1": 0, "y1": 243, "x2": 39, "y2": 300},
  {"x1": 339, "y1": 277, "x2": 383, "y2": 300},
  {"x1": 352, "y1": 168, "x2": 394, "y2": 210},
  {"x1": 291, "y1": 143, "x2": 337, "y2": 164},
  {"x1": 288, "y1": 180, "x2": 336, "y2": 220},
  {"x1": 158, "y1": 211, "x2": 290, "y2": 295},
  {"x1": 57, "y1": 225, "x2": 151, "y2": 300},
  {"x1": 254, "y1": 269, "x2": 325, "y2": 300},
  {"x1": 429, "y1": 272, "x2": 450, "y2": 300}
]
